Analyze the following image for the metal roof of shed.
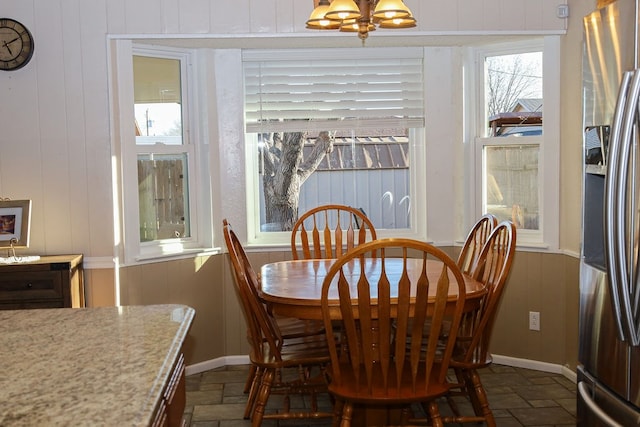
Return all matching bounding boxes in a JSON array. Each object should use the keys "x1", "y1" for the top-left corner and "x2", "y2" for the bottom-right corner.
[{"x1": 304, "y1": 136, "x2": 409, "y2": 171}]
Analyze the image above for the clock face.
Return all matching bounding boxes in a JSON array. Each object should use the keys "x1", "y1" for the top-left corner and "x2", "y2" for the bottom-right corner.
[{"x1": 0, "y1": 18, "x2": 34, "y2": 71}]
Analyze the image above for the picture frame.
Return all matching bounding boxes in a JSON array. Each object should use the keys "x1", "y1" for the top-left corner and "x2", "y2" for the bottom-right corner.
[{"x1": 0, "y1": 200, "x2": 32, "y2": 248}]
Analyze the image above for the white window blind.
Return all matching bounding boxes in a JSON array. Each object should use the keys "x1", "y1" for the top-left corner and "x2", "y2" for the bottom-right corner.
[{"x1": 243, "y1": 48, "x2": 425, "y2": 133}]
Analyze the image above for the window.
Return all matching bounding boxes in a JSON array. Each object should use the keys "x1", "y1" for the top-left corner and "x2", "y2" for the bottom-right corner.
[
  {"x1": 242, "y1": 48, "x2": 426, "y2": 245},
  {"x1": 113, "y1": 44, "x2": 211, "y2": 263},
  {"x1": 472, "y1": 38, "x2": 560, "y2": 248},
  {"x1": 134, "y1": 55, "x2": 191, "y2": 242}
]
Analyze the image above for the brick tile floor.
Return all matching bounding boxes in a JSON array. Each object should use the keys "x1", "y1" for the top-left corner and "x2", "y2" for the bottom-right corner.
[{"x1": 183, "y1": 364, "x2": 576, "y2": 426}]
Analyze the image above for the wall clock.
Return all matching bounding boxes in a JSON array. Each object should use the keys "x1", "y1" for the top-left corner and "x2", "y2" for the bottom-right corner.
[{"x1": 0, "y1": 18, "x2": 34, "y2": 71}]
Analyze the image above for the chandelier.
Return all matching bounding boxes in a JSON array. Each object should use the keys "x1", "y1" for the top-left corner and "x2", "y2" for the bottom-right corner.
[{"x1": 306, "y1": 0, "x2": 416, "y2": 42}]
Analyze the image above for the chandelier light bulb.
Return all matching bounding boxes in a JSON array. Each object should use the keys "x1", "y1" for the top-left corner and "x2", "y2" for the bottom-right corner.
[{"x1": 378, "y1": 14, "x2": 416, "y2": 28}]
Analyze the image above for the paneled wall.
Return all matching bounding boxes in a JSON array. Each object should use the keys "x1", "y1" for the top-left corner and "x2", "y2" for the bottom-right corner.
[
  {"x1": 492, "y1": 252, "x2": 580, "y2": 369},
  {"x1": 1, "y1": 0, "x2": 568, "y2": 263},
  {"x1": 0, "y1": 0, "x2": 581, "y2": 370},
  {"x1": 119, "y1": 250, "x2": 579, "y2": 368},
  {"x1": 119, "y1": 255, "x2": 229, "y2": 364}
]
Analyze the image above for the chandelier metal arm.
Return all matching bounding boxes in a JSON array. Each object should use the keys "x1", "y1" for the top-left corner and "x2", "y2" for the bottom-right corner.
[{"x1": 358, "y1": 0, "x2": 372, "y2": 40}]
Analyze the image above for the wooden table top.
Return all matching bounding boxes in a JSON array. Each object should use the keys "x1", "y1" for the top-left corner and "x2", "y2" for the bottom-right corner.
[{"x1": 260, "y1": 258, "x2": 486, "y2": 320}]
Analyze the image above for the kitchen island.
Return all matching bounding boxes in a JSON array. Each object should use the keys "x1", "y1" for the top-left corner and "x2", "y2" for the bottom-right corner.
[{"x1": 0, "y1": 304, "x2": 195, "y2": 426}]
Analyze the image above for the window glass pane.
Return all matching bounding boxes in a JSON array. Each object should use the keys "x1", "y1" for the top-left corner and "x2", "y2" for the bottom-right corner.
[
  {"x1": 134, "y1": 103, "x2": 182, "y2": 143},
  {"x1": 485, "y1": 52, "x2": 542, "y2": 137},
  {"x1": 133, "y1": 56, "x2": 182, "y2": 145},
  {"x1": 256, "y1": 129, "x2": 411, "y2": 232},
  {"x1": 138, "y1": 153, "x2": 190, "y2": 241},
  {"x1": 483, "y1": 145, "x2": 539, "y2": 230}
]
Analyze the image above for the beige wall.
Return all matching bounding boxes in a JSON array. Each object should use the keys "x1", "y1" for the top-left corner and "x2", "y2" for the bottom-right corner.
[
  {"x1": 118, "y1": 255, "x2": 229, "y2": 364},
  {"x1": 491, "y1": 252, "x2": 580, "y2": 370},
  {"x1": 113, "y1": 249, "x2": 579, "y2": 369},
  {"x1": 84, "y1": 269, "x2": 116, "y2": 307}
]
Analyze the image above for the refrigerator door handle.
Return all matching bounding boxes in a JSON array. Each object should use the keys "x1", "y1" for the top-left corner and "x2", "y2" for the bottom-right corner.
[
  {"x1": 578, "y1": 382, "x2": 624, "y2": 427},
  {"x1": 606, "y1": 70, "x2": 634, "y2": 341},
  {"x1": 615, "y1": 69, "x2": 640, "y2": 345}
]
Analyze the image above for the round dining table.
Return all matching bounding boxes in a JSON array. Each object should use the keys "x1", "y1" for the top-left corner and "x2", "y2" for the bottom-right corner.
[{"x1": 260, "y1": 257, "x2": 487, "y2": 320}]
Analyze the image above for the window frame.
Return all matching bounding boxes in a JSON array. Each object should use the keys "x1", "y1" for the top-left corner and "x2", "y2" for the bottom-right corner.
[
  {"x1": 469, "y1": 37, "x2": 560, "y2": 249},
  {"x1": 113, "y1": 42, "x2": 212, "y2": 265},
  {"x1": 241, "y1": 48, "x2": 428, "y2": 246}
]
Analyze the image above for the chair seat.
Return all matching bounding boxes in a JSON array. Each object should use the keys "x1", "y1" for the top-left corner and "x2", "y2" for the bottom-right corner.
[
  {"x1": 276, "y1": 316, "x2": 325, "y2": 339},
  {"x1": 251, "y1": 335, "x2": 331, "y2": 368},
  {"x1": 327, "y1": 362, "x2": 452, "y2": 404}
]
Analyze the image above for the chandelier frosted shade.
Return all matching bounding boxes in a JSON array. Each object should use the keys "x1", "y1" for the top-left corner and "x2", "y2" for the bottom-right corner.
[
  {"x1": 306, "y1": 0, "x2": 342, "y2": 29},
  {"x1": 306, "y1": 0, "x2": 416, "y2": 41},
  {"x1": 325, "y1": 0, "x2": 361, "y2": 20},
  {"x1": 372, "y1": 0, "x2": 411, "y2": 19}
]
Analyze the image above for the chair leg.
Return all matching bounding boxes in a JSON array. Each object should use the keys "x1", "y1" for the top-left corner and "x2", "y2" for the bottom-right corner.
[
  {"x1": 425, "y1": 400, "x2": 444, "y2": 427},
  {"x1": 251, "y1": 368, "x2": 274, "y2": 427},
  {"x1": 244, "y1": 364, "x2": 257, "y2": 393},
  {"x1": 460, "y1": 369, "x2": 483, "y2": 416},
  {"x1": 445, "y1": 368, "x2": 466, "y2": 416},
  {"x1": 339, "y1": 402, "x2": 354, "y2": 427},
  {"x1": 244, "y1": 367, "x2": 263, "y2": 419},
  {"x1": 467, "y1": 368, "x2": 496, "y2": 427},
  {"x1": 332, "y1": 399, "x2": 344, "y2": 427},
  {"x1": 445, "y1": 394, "x2": 461, "y2": 418}
]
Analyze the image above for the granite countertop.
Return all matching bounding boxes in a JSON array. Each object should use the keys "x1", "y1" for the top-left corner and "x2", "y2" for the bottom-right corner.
[{"x1": 0, "y1": 304, "x2": 195, "y2": 426}]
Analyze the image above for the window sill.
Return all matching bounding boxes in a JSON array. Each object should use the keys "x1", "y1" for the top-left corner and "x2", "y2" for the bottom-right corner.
[{"x1": 127, "y1": 247, "x2": 222, "y2": 266}]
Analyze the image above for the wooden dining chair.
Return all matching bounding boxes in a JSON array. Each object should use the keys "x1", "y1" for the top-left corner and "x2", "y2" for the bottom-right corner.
[
  {"x1": 443, "y1": 220, "x2": 517, "y2": 426},
  {"x1": 224, "y1": 220, "x2": 326, "y2": 341},
  {"x1": 222, "y1": 219, "x2": 332, "y2": 425},
  {"x1": 457, "y1": 213, "x2": 499, "y2": 275},
  {"x1": 291, "y1": 204, "x2": 377, "y2": 260},
  {"x1": 320, "y1": 238, "x2": 467, "y2": 427},
  {"x1": 223, "y1": 219, "x2": 325, "y2": 399}
]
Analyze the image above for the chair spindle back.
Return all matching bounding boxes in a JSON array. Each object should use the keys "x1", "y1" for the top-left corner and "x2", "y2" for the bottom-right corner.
[{"x1": 291, "y1": 204, "x2": 377, "y2": 260}]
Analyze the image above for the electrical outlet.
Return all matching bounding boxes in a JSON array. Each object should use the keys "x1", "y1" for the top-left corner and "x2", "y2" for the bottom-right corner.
[{"x1": 529, "y1": 311, "x2": 540, "y2": 331}]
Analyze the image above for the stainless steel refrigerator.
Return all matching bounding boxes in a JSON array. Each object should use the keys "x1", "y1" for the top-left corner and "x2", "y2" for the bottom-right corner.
[{"x1": 579, "y1": 0, "x2": 640, "y2": 424}]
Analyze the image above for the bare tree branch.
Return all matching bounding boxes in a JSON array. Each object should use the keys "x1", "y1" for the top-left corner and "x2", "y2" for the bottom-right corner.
[
  {"x1": 259, "y1": 130, "x2": 333, "y2": 230},
  {"x1": 299, "y1": 131, "x2": 334, "y2": 183},
  {"x1": 487, "y1": 55, "x2": 540, "y2": 117}
]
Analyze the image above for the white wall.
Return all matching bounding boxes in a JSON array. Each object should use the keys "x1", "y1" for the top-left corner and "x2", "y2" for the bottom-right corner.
[{"x1": 0, "y1": 0, "x2": 568, "y2": 268}]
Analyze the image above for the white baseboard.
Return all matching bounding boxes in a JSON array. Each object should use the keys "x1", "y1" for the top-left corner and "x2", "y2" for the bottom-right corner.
[
  {"x1": 185, "y1": 355, "x2": 250, "y2": 376},
  {"x1": 186, "y1": 353, "x2": 578, "y2": 384},
  {"x1": 492, "y1": 354, "x2": 577, "y2": 383},
  {"x1": 562, "y1": 365, "x2": 578, "y2": 383}
]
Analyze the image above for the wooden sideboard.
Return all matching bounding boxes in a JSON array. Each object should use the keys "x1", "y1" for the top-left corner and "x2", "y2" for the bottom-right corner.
[
  {"x1": 151, "y1": 352, "x2": 187, "y2": 427},
  {"x1": 0, "y1": 254, "x2": 84, "y2": 309}
]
